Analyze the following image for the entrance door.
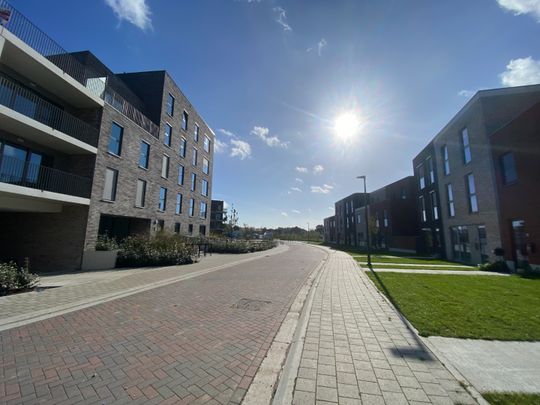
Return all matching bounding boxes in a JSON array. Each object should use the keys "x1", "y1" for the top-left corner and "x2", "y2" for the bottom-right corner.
[{"x1": 511, "y1": 220, "x2": 528, "y2": 267}]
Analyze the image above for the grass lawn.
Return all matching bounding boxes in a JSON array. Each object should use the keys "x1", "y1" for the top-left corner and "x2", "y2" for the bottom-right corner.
[
  {"x1": 482, "y1": 392, "x2": 540, "y2": 405},
  {"x1": 358, "y1": 263, "x2": 475, "y2": 271},
  {"x1": 366, "y1": 272, "x2": 540, "y2": 340},
  {"x1": 352, "y1": 254, "x2": 474, "y2": 267}
]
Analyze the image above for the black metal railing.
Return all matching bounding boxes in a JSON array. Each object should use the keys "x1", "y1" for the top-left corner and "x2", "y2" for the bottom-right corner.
[
  {"x1": 104, "y1": 87, "x2": 160, "y2": 138},
  {"x1": 0, "y1": 154, "x2": 91, "y2": 198},
  {"x1": 0, "y1": 75, "x2": 99, "y2": 146},
  {"x1": 0, "y1": 0, "x2": 160, "y2": 139}
]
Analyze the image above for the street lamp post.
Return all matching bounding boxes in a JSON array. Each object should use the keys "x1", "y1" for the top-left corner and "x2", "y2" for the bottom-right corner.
[
  {"x1": 307, "y1": 222, "x2": 310, "y2": 244},
  {"x1": 357, "y1": 176, "x2": 371, "y2": 267}
]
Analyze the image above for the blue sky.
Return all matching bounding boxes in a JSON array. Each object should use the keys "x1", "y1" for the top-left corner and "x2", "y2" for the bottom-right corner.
[{"x1": 10, "y1": 0, "x2": 540, "y2": 228}]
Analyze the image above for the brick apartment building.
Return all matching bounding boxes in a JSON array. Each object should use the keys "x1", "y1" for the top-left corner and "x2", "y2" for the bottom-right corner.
[
  {"x1": 334, "y1": 193, "x2": 367, "y2": 246},
  {"x1": 490, "y1": 102, "x2": 540, "y2": 270},
  {"x1": 210, "y1": 200, "x2": 226, "y2": 235},
  {"x1": 323, "y1": 215, "x2": 336, "y2": 243},
  {"x1": 0, "y1": 3, "x2": 214, "y2": 272},
  {"x1": 415, "y1": 84, "x2": 540, "y2": 265},
  {"x1": 368, "y1": 176, "x2": 418, "y2": 253}
]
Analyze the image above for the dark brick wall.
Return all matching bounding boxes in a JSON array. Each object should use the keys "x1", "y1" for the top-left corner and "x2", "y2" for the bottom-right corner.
[{"x1": 490, "y1": 102, "x2": 540, "y2": 267}]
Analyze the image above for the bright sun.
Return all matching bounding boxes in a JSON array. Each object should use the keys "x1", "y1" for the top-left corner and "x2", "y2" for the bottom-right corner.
[{"x1": 334, "y1": 112, "x2": 360, "y2": 141}]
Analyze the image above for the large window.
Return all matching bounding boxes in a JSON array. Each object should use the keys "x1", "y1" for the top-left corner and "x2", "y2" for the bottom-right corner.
[
  {"x1": 175, "y1": 193, "x2": 182, "y2": 214},
  {"x1": 200, "y1": 201, "x2": 207, "y2": 219},
  {"x1": 166, "y1": 93, "x2": 175, "y2": 116},
  {"x1": 189, "y1": 198, "x2": 195, "y2": 217},
  {"x1": 419, "y1": 196, "x2": 426, "y2": 222},
  {"x1": 442, "y1": 145, "x2": 450, "y2": 175},
  {"x1": 426, "y1": 156, "x2": 435, "y2": 184},
  {"x1": 202, "y1": 157, "x2": 209, "y2": 175},
  {"x1": 179, "y1": 138, "x2": 186, "y2": 158},
  {"x1": 158, "y1": 187, "x2": 167, "y2": 211},
  {"x1": 500, "y1": 152, "x2": 517, "y2": 184},
  {"x1": 201, "y1": 179, "x2": 208, "y2": 196},
  {"x1": 135, "y1": 179, "x2": 146, "y2": 207},
  {"x1": 139, "y1": 141, "x2": 150, "y2": 169},
  {"x1": 191, "y1": 172, "x2": 196, "y2": 191},
  {"x1": 446, "y1": 183, "x2": 455, "y2": 217},
  {"x1": 161, "y1": 155, "x2": 170, "y2": 178},
  {"x1": 103, "y1": 168, "x2": 118, "y2": 201},
  {"x1": 430, "y1": 191, "x2": 438, "y2": 220},
  {"x1": 182, "y1": 111, "x2": 189, "y2": 131},
  {"x1": 164, "y1": 123, "x2": 172, "y2": 147},
  {"x1": 204, "y1": 135, "x2": 211, "y2": 153},
  {"x1": 192, "y1": 148, "x2": 198, "y2": 166},
  {"x1": 417, "y1": 164, "x2": 425, "y2": 190},
  {"x1": 462, "y1": 128, "x2": 471, "y2": 164},
  {"x1": 108, "y1": 122, "x2": 123, "y2": 156},
  {"x1": 383, "y1": 209, "x2": 388, "y2": 227},
  {"x1": 178, "y1": 165, "x2": 185, "y2": 185},
  {"x1": 466, "y1": 173, "x2": 478, "y2": 213}
]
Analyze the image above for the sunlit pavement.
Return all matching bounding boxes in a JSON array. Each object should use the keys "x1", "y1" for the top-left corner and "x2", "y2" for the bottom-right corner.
[
  {"x1": 0, "y1": 244, "x2": 325, "y2": 404},
  {"x1": 282, "y1": 250, "x2": 480, "y2": 405}
]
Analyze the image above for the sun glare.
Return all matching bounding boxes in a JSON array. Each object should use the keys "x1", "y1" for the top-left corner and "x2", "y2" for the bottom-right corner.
[{"x1": 334, "y1": 112, "x2": 360, "y2": 141}]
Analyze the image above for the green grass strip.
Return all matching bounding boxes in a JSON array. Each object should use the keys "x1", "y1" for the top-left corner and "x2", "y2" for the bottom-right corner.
[
  {"x1": 482, "y1": 392, "x2": 540, "y2": 405},
  {"x1": 366, "y1": 272, "x2": 540, "y2": 341}
]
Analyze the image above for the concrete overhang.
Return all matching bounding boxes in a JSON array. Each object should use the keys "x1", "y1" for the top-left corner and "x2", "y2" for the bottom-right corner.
[
  {"x1": 0, "y1": 105, "x2": 98, "y2": 154},
  {"x1": 0, "y1": 31, "x2": 104, "y2": 109},
  {"x1": 0, "y1": 182, "x2": 90, "y2": 213}
]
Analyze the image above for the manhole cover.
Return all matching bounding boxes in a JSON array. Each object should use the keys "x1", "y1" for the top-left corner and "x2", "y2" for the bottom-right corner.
[{"x1": 232, "y1": 298, "x2": 271, "y2": 311}]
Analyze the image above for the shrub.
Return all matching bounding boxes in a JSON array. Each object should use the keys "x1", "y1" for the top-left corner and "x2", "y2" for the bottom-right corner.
[
  {"x1": 0, "y1": 261, "x2": 39, "y2": 294},
  {"x1": 208, "y1": 239, "x2": 276, "y2": 254},
  {"x1": 95, "y1": 234, "x2": 119, "y2": 251},
  {"x1": 478, "y1": 260, "x2": 509, "y2": 273},
  {"x1": 116, "y1": 234, "x2": 197, "y2": 267}
]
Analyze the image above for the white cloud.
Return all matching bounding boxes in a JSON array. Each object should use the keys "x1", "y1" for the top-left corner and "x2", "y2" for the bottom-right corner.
[
  {"x1": 273, "y1": 6, "x2": 292, "y2": 31},
  {"x1": 104, "y1": 0, "x2": 152, "y2": 31},
  {"x1": 251, "y1": 126, "x2": 289, "y2": 148},
  {"x1": 296, "y1": 166, "x2": 308, "y2": 173},
  {"x1": 497, "y1": 0, "x2": 540, "y2": 22},
  {"x1": 317, "y1": 38, "x2": 327, "y2": 56},
  {"x1": 295, "y1": 178, "x2": 304, "y2": 183},
  {"x1": 458, "y1": 89, "x2": 475, "y2": 98},
  {"x1": 281, "y1": 212, "x2": 288, "y2": 217},
  {"x1": 214, "y1": 137, "x2": 228, "y2": 153},
  {"x1": 311, "y1": 184, "x2": 333, "y2": 194},
  {"x1": 218, "y1": 128, "x2": 237, "y2": 138},
  {"x1": 291, "y1": 209, "x2": 301, "y2": 214},
  {"x1": 328, "y1": 206, "x2": 334, "y2": 211},
  {"x1": 230, "y1": 139, "x2": 252, "y2": 160},
  {"x1": 500, "y1": 57, "x2": 540, "y2": 87},
  {"x1": 290, "y1": 187, "x2": 302, "y2": 192},
  {"x1": 313, "y1": 165, "x2": 324, "y2": 174}
]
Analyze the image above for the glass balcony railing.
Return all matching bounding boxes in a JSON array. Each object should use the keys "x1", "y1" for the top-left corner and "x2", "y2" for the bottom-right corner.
[
  {"x1": 0, "y1": 75, "x2": 99, "y2": 147},
  {"x1": 0, "y1": 154, "x2": 91, "y2": 198}
]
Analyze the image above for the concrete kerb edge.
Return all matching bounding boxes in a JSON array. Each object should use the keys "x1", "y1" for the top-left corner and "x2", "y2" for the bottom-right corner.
[
  {"x1": 358, "y1": 261, "x2": 490, "y2": 405},
  {"x1": 0, "y1": 244, "x2": 290, "y2": 332},
  {"x1": 242, "y1": 244, "x2": 330, "y2": 405}
]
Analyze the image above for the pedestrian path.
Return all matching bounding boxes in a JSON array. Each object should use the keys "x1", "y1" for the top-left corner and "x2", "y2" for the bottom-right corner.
[
  {"x1": 360, "y1": 268, "x2": 508, "y2": 276},
  {"x1": 285, "y1": 250, "x2": 479, "y2": 404},
  {"x1": 0, "y1": 245, "x2": 288, "y2": 331}
]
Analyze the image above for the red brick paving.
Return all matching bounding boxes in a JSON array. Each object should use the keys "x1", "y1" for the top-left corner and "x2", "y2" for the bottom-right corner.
[{"x1": 0, "y1": 245, "x2": 325, "y2": 404}]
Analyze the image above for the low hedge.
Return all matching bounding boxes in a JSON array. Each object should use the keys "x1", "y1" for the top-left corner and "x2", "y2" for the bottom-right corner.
[
  {"x1": 208, "y1": 239, "x2": 276, "y2": 254},
  {"x1": 116, "y1": 234, "x2": 198, "y2": 267}
]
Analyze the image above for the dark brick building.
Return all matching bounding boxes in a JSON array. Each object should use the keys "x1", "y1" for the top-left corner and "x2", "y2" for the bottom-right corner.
[
  {"x1": 490, "y1": 102, "x2": 540, "y2": 270},
  {"x1": 334, "y1": 193, "x2": 368, "y2": 246},
  {"x1": 210, "y1": 200, "x2": 226, "y2": 235},
  {"x1": 323, "y1": 215, "x2": 336, "y2": 243}
]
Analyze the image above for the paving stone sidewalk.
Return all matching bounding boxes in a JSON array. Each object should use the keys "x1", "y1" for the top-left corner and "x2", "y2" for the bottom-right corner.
[
  {"x1": 0, "y1": 246, "x2": 288, "y2": 330},
  {"x1": 291, "y1": 251, "x2": 478, "y2": 405}
]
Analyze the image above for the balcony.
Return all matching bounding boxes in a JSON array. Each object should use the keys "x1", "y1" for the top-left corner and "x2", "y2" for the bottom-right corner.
[
  {"x1": 0, "y1": 154, "x2": 91, "y2": 212},
  {"x1": 0, "y1": 0, "x2": 104, "y2": 108},
  {"x1": 0, "y1": 75, "x2": 99, "y2": 153}
]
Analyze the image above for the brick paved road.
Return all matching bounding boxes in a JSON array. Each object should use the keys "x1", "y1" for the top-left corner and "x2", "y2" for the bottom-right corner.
[
  {"x1": 290, "y1": 250, "x2": 478, "y2": 405},
  {"x1": 0, "y1": 244, "x2": 326, "y2": 404}
]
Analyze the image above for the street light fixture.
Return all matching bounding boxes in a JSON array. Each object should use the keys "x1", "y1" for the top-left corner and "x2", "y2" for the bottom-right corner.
[
  {"x1": 356, "y1": 176, "x2": 371, "y2": 267},
  {"x1": 307, "y1": 222, "x2": 310, "y2": 244}
]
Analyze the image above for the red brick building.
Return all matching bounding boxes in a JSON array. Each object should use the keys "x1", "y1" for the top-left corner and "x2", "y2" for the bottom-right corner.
[{"x1": 491, "y1": 102, "x2": 540, "y2": 270}]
